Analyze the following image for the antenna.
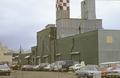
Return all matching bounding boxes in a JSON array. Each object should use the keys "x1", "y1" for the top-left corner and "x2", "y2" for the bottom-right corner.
[{"x1": 19, "y1": 45, "x2": 22, "y2": 54}]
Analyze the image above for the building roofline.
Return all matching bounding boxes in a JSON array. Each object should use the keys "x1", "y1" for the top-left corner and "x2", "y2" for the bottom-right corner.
[{"x1": 37, "y1": 24, "x2": 56, "y2": 33}]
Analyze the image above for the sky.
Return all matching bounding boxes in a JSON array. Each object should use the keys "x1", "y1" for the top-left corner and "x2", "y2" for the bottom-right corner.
[{"x1": 0, "y1": 0, "x2": 120, "y2": 50}]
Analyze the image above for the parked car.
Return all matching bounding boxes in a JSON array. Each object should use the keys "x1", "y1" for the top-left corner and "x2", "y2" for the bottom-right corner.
[
  {"x1": 75, "y1": 65, "x2": 101, "y2": 78},
  {"x1": 53, "y1": 61, "x2": 66, "y2": 72},
  {"x1": 0, "y1": 64, "x2": 11, "y2": 76},
  {"x1": 101, "y1": 65, "x2": 120, "y2": 78},
  {"x1": 21, "y1": 65, "x2": 34, "y2": 71},
  {"x1": 100, "y1": 61, "x2": 120, "y2": 78},
  {"x1": 62, "y1": 60, "x2": 80, "y2": 71},
  {"x1": 49, "y1": 63, "x2": 55, "y2": 71},
  {"x1": 43, "y1": 64, "x2": 51, "y2": 71},
  {"x1": 53, "y1": 63, "x2": 62, "y2": 72},
  {"x1": 69, "y1": 61, "x2": 85, "y2": 71},
  {"x1": 62, "y1": 60, "x2": 73, "y2": 69},
  {"x1": 33, "y1": 63, "x2": 49, "y2": 71},
  {"x1": 69, "y1": 64, "x2": 81, "y2": 71},
  {"x1": 33, "y1": 64, "x2": 40, "y2": 71},
  {"x1": 53, "y1": 60, "x2": 77, "y2": 72}
]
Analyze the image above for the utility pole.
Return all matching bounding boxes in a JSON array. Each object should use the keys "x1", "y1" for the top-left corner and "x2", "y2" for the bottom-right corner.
[{"x1": 19, "y1": 45, "x2": 22, "y2": 70}]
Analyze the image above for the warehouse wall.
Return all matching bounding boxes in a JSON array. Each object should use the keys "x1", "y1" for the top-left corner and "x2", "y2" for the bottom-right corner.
[
  {"x1": 36, "y1": 27, "x2": 120, "y2": 65},
  {"x1": 37, "y1": 25, "x2": 56, "y2": 63},
  {"x1": 98, "y1": 30, "x2": 120, "y2": 63},
  {"x1": 55, "y1": 36, "x2": 73, "y2": 61},
  {"x1": 77, "y1": 30, "x2": 98, "y2": 64},
  {"x1": 55, "y1": 30, "x2": 99, "y2": 64}
]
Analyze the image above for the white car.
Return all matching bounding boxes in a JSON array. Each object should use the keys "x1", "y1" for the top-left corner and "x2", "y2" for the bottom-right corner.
[
  {"x1": 0, "y1": 64, "x2": 11, "y2": 75},
  {"x1": 21, "y1": 65, "x2": 34, "y2": 71},
  {"x1": 52, "y1": 61, "x2": 64, "y2": 71},
  {"x1": 33, "y1": 64, "x2": 40, "y2": 71},
  {"x1": 33, "y1": 63, "x2": 49, "y2": 71},
  {"x1": 75, "y1": 65, "x2": 101, "y2": 78},
  {"x1": 44, "y1": 64, "x2": 51, "y2": 71},
  {"x1": 69, "y1": 64, "x2": 81, "y2": 71},
  {"x1": 53, "y1": 64, "x2": 62, "y2": 71}
]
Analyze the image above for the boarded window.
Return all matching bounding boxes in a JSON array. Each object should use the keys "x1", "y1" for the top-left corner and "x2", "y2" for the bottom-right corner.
[{"x1": 106, "y1": 36, "x2": 113, "y2": 44}]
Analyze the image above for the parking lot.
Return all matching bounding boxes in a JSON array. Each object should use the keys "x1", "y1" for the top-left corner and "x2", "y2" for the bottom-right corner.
[{"x1": 0, "y1": 71, "x2": 77, "y2": 78}]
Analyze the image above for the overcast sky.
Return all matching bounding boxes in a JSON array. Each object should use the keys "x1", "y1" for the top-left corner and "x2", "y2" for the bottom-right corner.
[{"x1": 0, "y1": 0, "x2": 120, "y2": 50}]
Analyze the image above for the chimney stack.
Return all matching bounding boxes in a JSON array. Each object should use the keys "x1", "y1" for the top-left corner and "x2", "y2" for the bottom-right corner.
[
  {"x1": 81, "y1": 0, "x2": 96, "y2": 19},
  {"x1": 56, "y1": 0, "x2": 70, "y2": 20}
]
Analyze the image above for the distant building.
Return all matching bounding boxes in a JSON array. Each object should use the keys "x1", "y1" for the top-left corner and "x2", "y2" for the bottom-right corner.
[
  {"x1": 12, "y1": 53, "x2": 31, "y2": 65},
  {"x1": 0, "y1": 43, "x2": 12, "y2": 65}
]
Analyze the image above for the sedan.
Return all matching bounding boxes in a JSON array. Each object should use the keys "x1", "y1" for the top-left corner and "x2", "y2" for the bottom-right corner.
[
  {"x1": 75, "y1": 65, "x2": 101, "y2": 78},
  {"x1": 0, "y1": 64, "x2": 11, "y2": 76},
  {"x1": 69, "y1": 64, "x2": 81, "y2": 71},
  {"x1": 33, "y1": 63, "x2": 49, "y2": 71},
  {"x1": 102, "y1": 65, "x2": 120, "y2": 78},
  {"x1": 21, "y1": 65, "x2": 34, "y2": 71}
]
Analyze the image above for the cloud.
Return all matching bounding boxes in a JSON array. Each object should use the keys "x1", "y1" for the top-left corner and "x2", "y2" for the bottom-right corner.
[
  {"x1": 0, "y1": 0, "x2": 120, "y2": 50},
  {"x1": 96, "y1": 1, "x2": 120, "y2": 29}
]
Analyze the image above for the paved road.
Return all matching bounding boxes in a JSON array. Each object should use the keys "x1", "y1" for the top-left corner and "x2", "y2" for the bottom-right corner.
[{"x1": 0, "y1": 71, "x2": 77, "y2": 78}]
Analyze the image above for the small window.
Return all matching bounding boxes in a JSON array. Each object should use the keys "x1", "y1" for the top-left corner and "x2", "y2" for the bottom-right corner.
[
  {"x1": 60, "y1": 0, "x2": 63, "y2": 2},
  {"x1": 59, "y1": 6, "x2": 63, "y2": 10},
  {"x1": 63, "y1": 3, "x2": 66, "y2": 6},
  {"x1": 106, "y1": 36, "x2": 113, "y2": 44}
]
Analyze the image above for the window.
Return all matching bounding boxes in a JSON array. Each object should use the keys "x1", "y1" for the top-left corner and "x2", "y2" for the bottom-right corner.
[
  {"x1": 63, "y1": 3, "x2": 66, "y2": 6},
  {"x1": 60, "y1": 0, "x2": 63, "y2": 2},
  {"x1": 106, "y1": 36, "x2": 113, "y2": 44}
]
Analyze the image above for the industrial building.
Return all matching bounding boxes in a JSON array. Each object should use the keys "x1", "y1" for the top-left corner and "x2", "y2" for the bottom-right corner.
[{"x1": 31, "y1": 0, "x2": 120, "y2": 65}]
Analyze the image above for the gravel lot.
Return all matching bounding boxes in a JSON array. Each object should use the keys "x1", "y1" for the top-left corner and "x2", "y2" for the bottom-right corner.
[{"x1": 0, "y1": 71, "x2": 77, "y2": 78}]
